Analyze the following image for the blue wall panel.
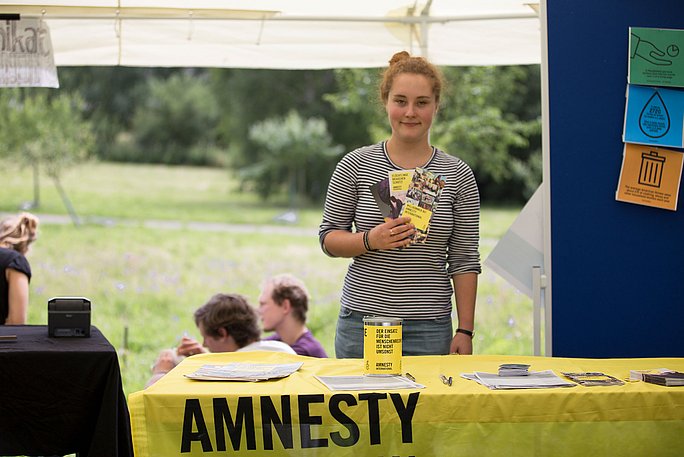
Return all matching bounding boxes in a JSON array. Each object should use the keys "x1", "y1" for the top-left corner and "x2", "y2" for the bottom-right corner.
[{"x1": 547, "y1": 0, "x2": 684, "y2": 357}]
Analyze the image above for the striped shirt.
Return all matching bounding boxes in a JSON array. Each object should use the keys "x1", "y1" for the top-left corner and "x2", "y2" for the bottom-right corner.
[{"x1": 319, "y1": 141, "x2": 481, "y2": 320}]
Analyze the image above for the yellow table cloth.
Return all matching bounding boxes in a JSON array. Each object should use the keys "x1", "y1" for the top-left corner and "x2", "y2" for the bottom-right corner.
[{"x1": 129, "y1": 352, "x2": 684, "y2": 457}]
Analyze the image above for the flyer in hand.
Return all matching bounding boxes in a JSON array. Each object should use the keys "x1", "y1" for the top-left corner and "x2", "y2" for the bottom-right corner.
[
  {"x1": 369, "y1": 178, "x2": 393, "y2": 220},
  {"x1": 369, "y1": 168, "x2": 446, "y2": 244},
  {"x1": 401, "y1": 167, "x2": 446, "y2": 243}
]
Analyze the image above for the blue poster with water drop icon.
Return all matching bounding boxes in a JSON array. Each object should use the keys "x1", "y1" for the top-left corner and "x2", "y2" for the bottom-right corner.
[{"x1": 623, "y1": 84, "x2": 684, "y2": 148}]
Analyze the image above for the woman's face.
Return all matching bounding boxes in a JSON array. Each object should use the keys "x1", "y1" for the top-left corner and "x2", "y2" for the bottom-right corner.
[{"x1": 385, "y1": 73, "x2": 438, "y2": 144}]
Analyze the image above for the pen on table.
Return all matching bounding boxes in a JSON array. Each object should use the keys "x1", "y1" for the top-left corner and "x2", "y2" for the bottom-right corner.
[{"x1": 405, "y1": 372, "x2": 416, "y2": 382}]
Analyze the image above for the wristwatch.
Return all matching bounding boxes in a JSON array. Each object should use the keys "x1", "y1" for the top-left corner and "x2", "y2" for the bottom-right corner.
[{"x1": 456, "y1": 328, "x2": 474, "y2": 338}]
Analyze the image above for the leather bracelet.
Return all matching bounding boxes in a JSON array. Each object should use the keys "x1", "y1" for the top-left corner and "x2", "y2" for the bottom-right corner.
[
  {"x1": 456, "y1": 328, "x2": 474, "y2": 338},
  {"x1": 363, "y1": 231, "x2": 376, "y2": 251}
]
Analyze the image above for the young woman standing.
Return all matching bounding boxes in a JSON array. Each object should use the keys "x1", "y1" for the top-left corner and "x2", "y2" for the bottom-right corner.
[{"x1": 319, "y1": 51, "x2": 480, "y2": 357}]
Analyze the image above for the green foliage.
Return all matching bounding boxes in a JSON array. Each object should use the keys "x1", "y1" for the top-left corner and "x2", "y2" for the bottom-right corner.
[
  {"x1": 57, "y1": 66, "x2": 155, "y2": 158},
  {"x1": 434, "y1": 107, "x2": 526, "y2": 181},
  {"x1": 244, "y1": 111, "x2": 343, "y2": 203},
  {"x1": 127, "y1": 71, "x2": 222, "y2": 165},
  {"x1": 47, "y1": 64, "x2": 542, "y2": 204},
  {"x1": 0, "y1": 88, "x2": 94, "y2": 179},
  {"x1": 434, "y1": 66, "x2": 542, "y2": 202},
  {"x1": 209, "y1": 68, "x2": 371, "y2": 164},
  {"x1": 324, "y1": 68, "x2": 387, "y2": 141}
]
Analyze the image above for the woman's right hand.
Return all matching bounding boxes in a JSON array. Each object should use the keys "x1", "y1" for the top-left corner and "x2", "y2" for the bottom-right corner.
[{"x1": 368, "y1": 216, "x2": 415, "y2": 250}]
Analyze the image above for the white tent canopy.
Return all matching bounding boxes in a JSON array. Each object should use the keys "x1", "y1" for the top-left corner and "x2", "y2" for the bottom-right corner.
[{"x1": 0, "y1": 0, "x2": 540, "y2": 69}]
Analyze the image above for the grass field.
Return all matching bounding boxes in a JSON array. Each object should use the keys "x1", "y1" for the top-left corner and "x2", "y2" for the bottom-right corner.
[{"x1": 0, "y1": 160, "x2": 531, "y2": 395}]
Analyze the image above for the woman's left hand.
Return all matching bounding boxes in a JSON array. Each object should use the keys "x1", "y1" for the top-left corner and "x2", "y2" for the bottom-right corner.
[{"x1": 449, "y1": 332, "x2": 473, "y2": 355}]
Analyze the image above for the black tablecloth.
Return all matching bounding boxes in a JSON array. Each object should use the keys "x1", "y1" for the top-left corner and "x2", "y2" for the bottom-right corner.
[{"x1": 0, "y1": 325, "x2": 134, "y2": 457}]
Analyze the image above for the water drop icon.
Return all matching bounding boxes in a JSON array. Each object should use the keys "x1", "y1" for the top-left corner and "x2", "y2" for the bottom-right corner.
[{"x1": 639, "y1": 91, "x2": 670, "y2": 138}]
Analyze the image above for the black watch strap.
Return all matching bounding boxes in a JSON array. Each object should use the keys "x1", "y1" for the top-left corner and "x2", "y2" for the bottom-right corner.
[{"x1": 456, "y1": 328, "x2": 474, "y2": 338}]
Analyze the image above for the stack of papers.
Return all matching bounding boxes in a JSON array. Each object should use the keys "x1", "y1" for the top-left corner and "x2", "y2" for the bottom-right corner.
[
  {"x1": 185, "y1": 362, "x2": 303, "y2": 381},
  {"x1": 315, "y1": 375, "x2": 425, "y2": 391},
  {"x1": 462, "y1": 370, "x2": 576, "y2": 390},
  {"x1": 498, "y1": 363, "x2": 530, "y2": 376},
  {"x1": 642, "y1": 371, "x2": 684, "y2": 387},
  {"x1": 629, "y1": 368, "x2": 674, "y2": 381}
]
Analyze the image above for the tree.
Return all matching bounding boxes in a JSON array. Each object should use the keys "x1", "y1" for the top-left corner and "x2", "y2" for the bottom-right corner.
[
  {"x1": 245, "y1": 111, "x2": 343, "y2": 204},
  {"x1": 209, "y1": 68, "x2": 372, "y2": 168},
  {"x1": 0, "y1": 89, "x2": 94, "y2": 223},
  {"x1": 57, "y1": 66, "x2": 167, "y2": 160},
  {"x1": 127, "y1": 71, "x2": 222, "y2": 165},
  {"x1": 434, "y1": 66, "x2": 542, "y2": 202}
]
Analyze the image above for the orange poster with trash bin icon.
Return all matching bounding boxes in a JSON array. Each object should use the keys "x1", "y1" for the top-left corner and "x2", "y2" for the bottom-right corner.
[{"x1": 616, "y1": 143, "x2": 684, "y2": 210}]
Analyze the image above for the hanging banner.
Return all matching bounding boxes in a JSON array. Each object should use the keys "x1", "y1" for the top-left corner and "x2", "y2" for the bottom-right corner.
[
  {"x1": 0, "y1": 18, "x2": 59, "y2": 88},
  {"x1": 615, "y1": 143, "x2": 684, "y2": 211}
]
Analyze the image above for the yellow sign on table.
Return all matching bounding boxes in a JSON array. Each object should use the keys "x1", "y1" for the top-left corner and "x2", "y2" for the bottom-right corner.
[
  {"x1": 616, "y1": 143, "x2": 684, "y2": 210},
  {"x1": 363, "y1": 317, "x2": 402, "y2": 375},
  {"x1": 129, "y1": 352, "x2": 684, "y2": 457}
]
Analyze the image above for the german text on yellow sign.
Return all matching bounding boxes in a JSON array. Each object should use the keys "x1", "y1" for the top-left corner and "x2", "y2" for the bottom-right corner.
[{"x1": 363, "y1": 317, "x2": 402, "y2": 375}]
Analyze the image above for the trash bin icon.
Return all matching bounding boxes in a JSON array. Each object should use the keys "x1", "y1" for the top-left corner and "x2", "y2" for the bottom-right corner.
[{"x1": 639, "y1": 151, "x2": 666, "y2": 187}]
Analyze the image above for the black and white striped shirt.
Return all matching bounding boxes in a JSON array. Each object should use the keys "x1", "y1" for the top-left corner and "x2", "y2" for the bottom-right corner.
[{"x1": 319, "y1": 141, "x2": 481, "y2": 319}]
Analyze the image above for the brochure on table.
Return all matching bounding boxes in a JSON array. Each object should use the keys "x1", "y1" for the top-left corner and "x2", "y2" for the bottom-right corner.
[
  {"x1": 185, "y1": 362, "x2": 303, "y2": 381},
  {"x1": 461, "y1": 370, "x2": 575, "y2": 390},
  {"x1": 315, "y1": 375, "x2": 425, "y2": 391}
]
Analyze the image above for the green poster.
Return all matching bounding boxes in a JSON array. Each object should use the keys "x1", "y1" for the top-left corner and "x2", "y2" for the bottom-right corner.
[{"x1": 629, "y1": 27, "x2": 684, "y2": 88}]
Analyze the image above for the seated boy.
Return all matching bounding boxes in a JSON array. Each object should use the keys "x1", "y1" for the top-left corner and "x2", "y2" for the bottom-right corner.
[
  {"x1": 258, "y1": 273, "x2": 327, "y2": 358},
  {"x1": 146, "y1": 292, "x2": 294, "y2": 387}
]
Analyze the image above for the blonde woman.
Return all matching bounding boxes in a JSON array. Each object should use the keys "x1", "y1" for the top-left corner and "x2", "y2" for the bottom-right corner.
[{"x1": 0, "y1": 212, "x2": 39, "y2": 324}]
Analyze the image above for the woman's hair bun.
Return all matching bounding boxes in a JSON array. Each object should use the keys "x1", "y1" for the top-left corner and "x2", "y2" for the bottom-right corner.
[{"x1": 389, "y1": 51, "x2": 411, "y2": 66}]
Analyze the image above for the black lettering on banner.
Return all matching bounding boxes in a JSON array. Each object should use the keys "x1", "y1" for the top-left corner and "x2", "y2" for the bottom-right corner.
[
  {"x1": 213, "y1": 397, "x2": 256, "y2": 451},
  {"x1": 298, "y1": 394, "x2": 328, "y2": 448},
  {"x1": 0, "y1": 21, "x2": 51, "y2": 56},
  {"x1": 390, "y1": 392, "x2": 419, "y2": 443},
  {"x1": 328, "y1": 394, "x2": 360, "y2": 447},
  {"x1": 180, "y1": 399, "x2": 213, "y2": 453},
  {"x1": 261, "y1": 395, "x2": 294, "y2": 450},
  {"x1": 358, "y1": 392, "x2": 387, "y2": 445}
]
